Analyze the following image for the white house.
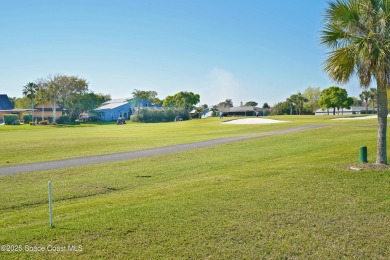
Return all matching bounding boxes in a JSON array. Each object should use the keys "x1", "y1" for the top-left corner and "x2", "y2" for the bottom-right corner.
[{"x1": 315, "y1": 106, "x2": 372, "y2": 115}]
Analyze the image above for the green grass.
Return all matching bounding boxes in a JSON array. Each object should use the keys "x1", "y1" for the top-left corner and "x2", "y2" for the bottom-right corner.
[
  {"x1": 0, "y1": 116, "x2": 389, "y2": 259},
  {"x1": 0, "y1": 115, "x2": 377, "y2": 167}
]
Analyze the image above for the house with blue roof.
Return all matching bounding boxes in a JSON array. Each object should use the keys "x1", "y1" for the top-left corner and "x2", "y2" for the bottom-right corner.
[
  {"x1": 93, "y1": 98, "x2": 162, "y2": 121},
  {"x1": 94, "y1": 99, "x2": 131, "y2": 121},
  {"x1": 0, "y1": 94, "x2": 15, "y2": 123}
]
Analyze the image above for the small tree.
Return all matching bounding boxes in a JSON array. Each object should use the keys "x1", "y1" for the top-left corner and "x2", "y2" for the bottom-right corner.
[{"x1": 22, "y1": 82, "x2": 38, "y2": 120}]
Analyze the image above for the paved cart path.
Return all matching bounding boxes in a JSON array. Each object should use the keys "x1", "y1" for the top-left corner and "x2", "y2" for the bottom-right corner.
[{"x1": 0, "y1": 124, "x2": 328, "y2": 176}]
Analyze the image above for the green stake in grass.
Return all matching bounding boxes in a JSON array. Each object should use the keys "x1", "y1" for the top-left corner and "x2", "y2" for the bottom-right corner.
[
  {"x1": 359, "y1": 146, "x2": 368, "y2": 163},
  {"x1": 48, "y1": 181, "x2": 53, "y2": 228}
]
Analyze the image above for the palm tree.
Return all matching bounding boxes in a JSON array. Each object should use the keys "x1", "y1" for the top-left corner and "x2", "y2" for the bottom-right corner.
[
  {"x1": 321, "y1": 0, "x2": 390, "y2": 164},
  {"x1": 359, "y1": 90, "x2": 371, "y2": 114},
  {"x1": 22, "y1": 82, "x2": 39, "y2": 121},
  {"x1": 369, "y1": 88, "x2": 377, "y2": 114}
]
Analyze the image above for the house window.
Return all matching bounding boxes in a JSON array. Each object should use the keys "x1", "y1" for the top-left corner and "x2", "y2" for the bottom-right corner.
[{"x1": 111, "y1": 113, "x2": 114, "y2": 120}]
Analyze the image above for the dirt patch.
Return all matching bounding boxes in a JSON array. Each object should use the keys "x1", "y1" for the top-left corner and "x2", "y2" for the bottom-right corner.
[{"x1": 347, "y1": 163, "x2": 390, "y2": 171}]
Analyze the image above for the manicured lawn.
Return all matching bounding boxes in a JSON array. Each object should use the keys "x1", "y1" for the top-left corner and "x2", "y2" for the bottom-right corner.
[
  {"x1": 0, "y1": 116, "x2": 389, "y2": 258},
  {"x1": 0, "y1": 115, "x2": 376, "y2": 167}
]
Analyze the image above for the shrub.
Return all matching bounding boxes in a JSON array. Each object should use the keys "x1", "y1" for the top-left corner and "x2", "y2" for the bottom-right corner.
[
  {"x1": 57, "y1": 116, "x2": 70, "y2": 124},
  {"x1": 39, "y1": 120, "x2": 50, "y2": 125},
  {"x1": 130, "y1": 115, "x2": 142, "y2": 122},
  {"x1": 3, "y1": 114, "x2": 20, "y2": 125},
  {"x1": 23, "y1": 114, "x2": 32, "y2": 124},
  {"x1": 140, "y1": 109, "x2": 189, "y2": 123}
]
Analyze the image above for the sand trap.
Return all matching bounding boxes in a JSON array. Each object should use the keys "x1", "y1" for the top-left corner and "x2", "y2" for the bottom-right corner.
[
  {"x1": 332, "y1": 115, "x2": 390, "y2": 120},
  {"x1": 222, "y1": 118, "x2": 287, "y2": 124}
]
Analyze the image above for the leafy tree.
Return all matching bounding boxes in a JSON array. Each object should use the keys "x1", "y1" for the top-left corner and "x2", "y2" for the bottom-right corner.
[
  {"x1": 245, "y1": 101, "x2": 258, "y2": 106},
  {"x1": 217, "y1": 99, "x2": 233, "y2": 110},
  {"x1": 162, "y1": 91, "x2": 200, "y2": 109},
  {"x1": 65, "y1": 92, "x2": 107, "y2": 121},
  {"x1": 132, "y1": 89, "x2": 158, "y2": 103},
  {"x1": 321, "y1": 0, "x2": 390, "y2": 164},
  {"x1": 262, "y1": 102, "x2": 270, "y2": 109},
  {"x1": 303, "y1": 86, "x2": 321, "y2": 114},
  {"x1": 39, "y1": 74, "x2": 89, "y2": 122},
  {"x1": 22, "y1": 82, "x2": 38, "y2": 119},
  {"x1": 319, "y1": 86, "x2": 350, "y2": 115},
  {"x1": 14, "y1": 97, "x2": 31, "y2": 109},
  {"x1": 270, "y1": 101, "x2": 290, "y2": 115}
]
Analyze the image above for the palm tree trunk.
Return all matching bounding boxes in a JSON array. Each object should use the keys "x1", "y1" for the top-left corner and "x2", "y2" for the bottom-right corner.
[{"x1": 376, "y1": 84, "x2": 388, "y2": 164}]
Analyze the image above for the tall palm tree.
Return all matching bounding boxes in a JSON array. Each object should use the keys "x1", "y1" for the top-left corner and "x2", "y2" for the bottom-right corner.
[
  {"x1": 321, "y1": 0, "x2": 390, "y2": 164},
  {"x1": 359, "y1": 90, "x2": 371, "y2": 114},
  {"x1": 22, "y1": 82, "x2": 39, "y2": 121}
]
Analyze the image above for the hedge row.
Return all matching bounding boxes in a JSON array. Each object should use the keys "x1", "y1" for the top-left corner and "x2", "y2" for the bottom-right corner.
[
  {"x1": 2, "y1": 114, "x2": 20, "y2": 125},
  {"x1": 131, "y1": 109, "x2": 189, "y2": 123}
]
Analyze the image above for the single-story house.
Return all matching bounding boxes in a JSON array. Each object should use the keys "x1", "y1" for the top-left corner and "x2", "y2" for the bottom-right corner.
[
  {"x1": 33, "y1": 102, "x2": 65, "y2": 120},
  {"x1": 220, "y1": 106, "x2": 269, "y2": 116},
  {"x1": 0, "y1": 94, "x2": 34, "y2": 123},
  {"x1": 0, "y1": 94, "x2": 15, "y2": 121},
  {"x1": 94, "y1": 99, "x2": 131, "y2": 121},
  {"x1": 315, "y1": 106, "x2": 374, "y2": 115},
  {"x1": 93, "y1": 98, "x2": 163, "y2": 121}
]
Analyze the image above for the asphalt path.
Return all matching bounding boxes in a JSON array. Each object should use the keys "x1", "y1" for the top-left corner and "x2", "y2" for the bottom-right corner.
[{"x1": 0, "y1": 124, "x2": 328, "y2": 176}]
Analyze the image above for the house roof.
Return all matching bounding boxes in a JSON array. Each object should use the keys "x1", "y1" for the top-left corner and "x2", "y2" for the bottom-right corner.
[
  {"x1": 0, "y1": 94, "x2": 13, "y2": 110},
  {"x1": 95, "y1": 99, "x2": 129, "y2": 111}
]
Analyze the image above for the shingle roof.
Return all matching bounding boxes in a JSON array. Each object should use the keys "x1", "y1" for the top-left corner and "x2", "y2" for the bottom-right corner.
[{"x1": 0, "y1": 94, "x2": 13, "y2": 110}]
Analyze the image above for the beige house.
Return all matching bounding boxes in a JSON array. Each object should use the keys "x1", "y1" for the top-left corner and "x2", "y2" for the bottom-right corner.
[{"x1": 33, "y1": 102, "x2": 64, "y2": 121}]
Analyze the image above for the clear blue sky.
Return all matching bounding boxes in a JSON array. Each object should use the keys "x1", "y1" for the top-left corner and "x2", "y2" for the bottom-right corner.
[{"x1": 0, "y1": 0, "x2": 363, "y2": 106}]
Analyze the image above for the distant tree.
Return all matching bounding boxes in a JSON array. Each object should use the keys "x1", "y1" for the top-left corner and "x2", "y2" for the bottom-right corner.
[
  {"x1": 351, "y1": 97, "x2": 363, "y2": 107},
  {"x1": 270, "y1": 101, "x2": 290, "y2": 115},
  {"x1": 132, "y1": 89, "x2": 158, "y2": 102},
  {"x1": 217, "y1": 99, "x2": 233, "y2": 109},
  {"x1": 22, "y1": 82, "x2": 39, "y2": 119},
  {"x1": 321, "y1": 0, "x2": 390, "y2": 164},
  {"x1": 8, "y1": 97, "x2": 16, "y2": 107},
  {"x1": 289, "y1": 92, "x2": 308, "y2": 115},
  {"x1": 162, "y1": 91, "x2": 200, "y2": 110},
  {"x1": 341, "y1": 97, "x2": 354, "y2": 115},
  {"x1": 369, "y1": 88, "x2": 377, "y2": 114},
  {"x1": 65, "y1": 92, "x2": 107, "y2": 120},
  {"x1": 262, "y1": 102, "x2": 270, "y2": 109},
  {"x1": 40, "y1": 74, "x2": 89, "y2": 122},
  {"x1": 360, "y1": 90, "x2": 371, "y2": 114},
  {"x1": 303, "y1": 86, "x2": 321, "y2": 114},
  {"x1": 319, "y1": 86, "x2": 350, "y2": 115},
  {"x1": 245, "y1": 101, "x2": 258, "y2": 107},
  {"x1": 14, "y1": 97, "x2": 31, "y2": 109}
]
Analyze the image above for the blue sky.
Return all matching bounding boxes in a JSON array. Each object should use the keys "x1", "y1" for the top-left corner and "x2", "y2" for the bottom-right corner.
[{"x1": 0, "y1": 1, "x2": 363, "y2": 106}]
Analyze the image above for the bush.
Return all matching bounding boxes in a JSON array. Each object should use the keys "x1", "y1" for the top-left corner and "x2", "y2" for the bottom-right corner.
[
  {"x1": 23, "y1": 114, "x2": 32, "y2": 124},
  {"x1": 140, "y1": 109, "x2": 189, "y2": 123},
  {"x1": 39, "y1": 120, "x2": 50, "y2": 125},
  {"x1": 3, "y1": 114, "x2": 20, "y2": 125},
  {"x1": 57, "y1": 116, "x2": 70, "y2": 124},
  {"x1": 130, "y1": 115, "x2": 142, "y2": 122}
]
